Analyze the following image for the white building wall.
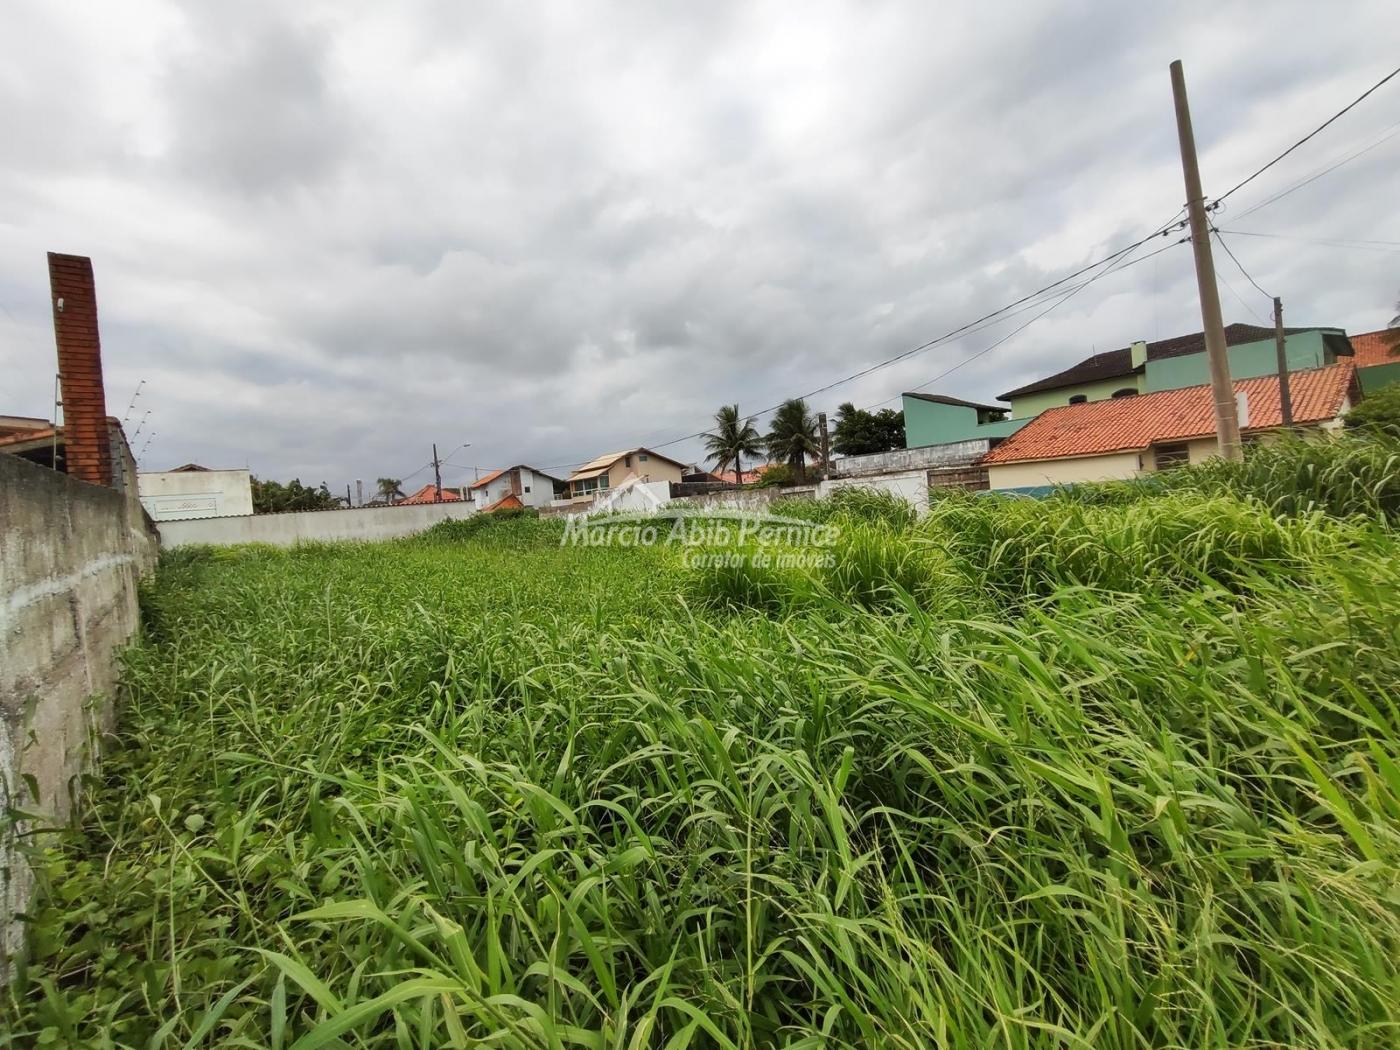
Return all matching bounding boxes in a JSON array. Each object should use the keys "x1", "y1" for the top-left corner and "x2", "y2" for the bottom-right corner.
[
  {"x1": 137, "y1": 468, "x2": 254, "y2": 520},
  {"x1": 469, "y1": 468, "x2": 558, "y2": 509},
  {"x1": 158, "y1": 501, "x2": 476, "y2": 548},
  {"x1": 818, "y1": 470, "x2": 930, "y2": 513}
]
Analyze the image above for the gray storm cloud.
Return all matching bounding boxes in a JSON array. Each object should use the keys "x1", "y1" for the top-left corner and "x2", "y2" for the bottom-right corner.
[{"x1": 1, "y1": 1, "x2": 1396, "y2": 487}]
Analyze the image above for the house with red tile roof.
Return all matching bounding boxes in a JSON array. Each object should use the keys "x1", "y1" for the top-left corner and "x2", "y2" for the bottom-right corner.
[
  {"x1": 994, "y1": 322, "x2": 1354, "y2": 421},
  {"x1": 1349, "y1": 327, "x2": 1400, "y2": 394},
  {"x1": 467, "y1": 465, "x2": 562, "y2": 509},
  {"x1": 982, "y1": 363, "x2": 1358, "y2": 491}
]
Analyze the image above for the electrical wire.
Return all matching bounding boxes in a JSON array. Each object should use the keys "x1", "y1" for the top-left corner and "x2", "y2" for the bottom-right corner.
[
  {"x1": 1229, "y1": 120, "x2": 1400, "y2": 221},
  {"x1": 871, "y1": 233, "x2": 1189, "y2": 409},
  {"x1": 1217, "y1": 229, "x2": 1400, "y2": 253},
  {"x1": 1213, "y1": 262, "x2": 1269, "y2": 325},
  {"x1": 1212, "y1": 64, "x2": 1400, "y2": 206},
  {"x1": 527, "y1": 212, "x2": 1192, "y2": 471},
  {"x1": 1211, "y1": 229, "x2": 1272, "y2": 302}
]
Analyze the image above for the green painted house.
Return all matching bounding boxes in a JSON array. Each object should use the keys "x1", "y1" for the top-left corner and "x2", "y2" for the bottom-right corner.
[
  {"x1": 900, "y1": 392, "x2": 1029, "y2": 449},
  {"x1": 899, "y1": 322, "x2": 1374, "y2": 454},
  {"x1": 998, "y1": 323, "x2": 1354, "y2": 417}
]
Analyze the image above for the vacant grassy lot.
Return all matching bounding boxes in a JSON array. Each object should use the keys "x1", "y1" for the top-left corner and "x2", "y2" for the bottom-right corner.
[{"x1": 7, "y1": 442, "x2": 1400, "y2": 1048}]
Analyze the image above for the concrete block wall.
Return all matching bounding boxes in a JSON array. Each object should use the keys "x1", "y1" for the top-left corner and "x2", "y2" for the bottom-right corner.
[
  {"x1": 158, "y1": 499, "x2": 477, "y2": 548},
  {"x1": 828, "y1": 439, "x2": 990, "y2": 478},
  {"x1": 1, "y1": 451, "x2": 158, "y2": 975}
]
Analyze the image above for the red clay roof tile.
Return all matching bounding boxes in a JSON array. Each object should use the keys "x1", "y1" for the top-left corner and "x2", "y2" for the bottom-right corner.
[
  {"x1": 982, "y1": 364, "x2": 1355, "y2": 466},
  {"x1": 399, "y1": 483, "x2": 464, "y2": 505}
]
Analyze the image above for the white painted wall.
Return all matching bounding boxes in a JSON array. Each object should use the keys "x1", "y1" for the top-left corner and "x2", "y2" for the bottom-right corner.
[
  {"x1": 158, "y1": 500, "x2": 476, "y2": 548},
  {"x1": 988, "y1": 451, "x2": 1144, "y2": 490},
  {"x1": 590, "y1": 479, "x2": 673, "y2": 515},
  {"x1": 138, "y1": 468, "x2": 253, "y2": 520},
  {"x1": 818, "y1": 470, "x2": 930, "y2": 513},
  {"x1": 469, "y1": 468, "x2": 559, "y2": 509}
]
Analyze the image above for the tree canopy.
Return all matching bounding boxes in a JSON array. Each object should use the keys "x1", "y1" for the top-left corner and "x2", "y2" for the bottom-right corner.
[
  {"x1": 764, "y1": 398, "x2": 821, "y2": 480},
  {"x1": 703, "y1": 404, "x2": 764, "y2": 481},
  {"x1": 830, "y1": 402, "x2": 905, "y2": 456},
  {"x1": 251, "y1": 477, "x2": 341, "y2": 514}
]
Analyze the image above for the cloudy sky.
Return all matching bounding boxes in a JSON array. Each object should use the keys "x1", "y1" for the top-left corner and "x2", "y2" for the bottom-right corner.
[{"x1": 2, "y1": 2, "x2": 1397, "y2": 490}]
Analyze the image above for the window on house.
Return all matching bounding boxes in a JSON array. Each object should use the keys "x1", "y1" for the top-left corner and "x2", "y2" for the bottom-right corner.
[
  {"x1": 624, "y1": 455, "x2": 633, "y2": 468},
  {"x1": 639, "y1": 453, "x2": 649, "y2": 462},
  {"x1": 599, "y1": 476, "x2": 609, "y2": 489},
  {"x1": 1155, "y1": 443, "x2": 1189, "y2": 470},
  {"x1": 524, "y1": 485, "x2": 531, "y2": 493},
  {"x1": 1068, "y1": 394, "x2": 1088, "y2": 405},
  {"x1": 1112, "y1": 388, "x2": 1138, "y2": 398}
]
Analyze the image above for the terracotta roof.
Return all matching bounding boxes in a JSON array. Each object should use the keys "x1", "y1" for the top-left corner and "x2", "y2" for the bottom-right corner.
[
  {"x1": 983, "y1": 364, "x2": 1355, "y2": 466},
  {"x1": 999, "y1": 323, "x2": 1321, "y2": 400},
  {"x1": 717, "y1": 468, "x2": 765, "y2": 485},
  {"x1": 483, "y1": 492, "x2": 524, "y2": 512},
  {"x1": 902, "y1": 392, "x2": 1008, "y2": 412},
  {"x1": 469, "y1": 467, "x2": 507, "y2": 489},
  {"x1": 468, "y1": 464, "x2": 563, "y2": 490},
  {"x1": 1350, "y1": 328, "x2": 1400, "y2": 368},
  {"x1": 399, "y1": 483, "x2": 465, "y2": 505}
]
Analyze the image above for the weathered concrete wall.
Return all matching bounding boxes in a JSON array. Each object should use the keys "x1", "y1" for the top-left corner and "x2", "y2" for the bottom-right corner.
[
  {"x1": 667, "y1": 485, "x2": 820, "y2": 514},
  {"x1": 928, "y1": 465, "x2": 990, "y2": 491},
  {"x1": 829, "y1": 439, "x2": 990, "y2": 478},
  {"x1": 1, "y1": 451, "x2": 158, "y2": 975},
  {"x1": 158, "y1": 499, "x2": 477, "y2": 548}
]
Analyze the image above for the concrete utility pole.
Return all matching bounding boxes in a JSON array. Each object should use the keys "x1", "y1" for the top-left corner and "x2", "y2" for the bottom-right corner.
[
  {"x1": 1273, "y1": 297, "x2": 1295, "y2": 429},
  {"x1": 1170, "y1": 59, "x2": 1242, "y2": 461},
  {"x1": 432, "y1": 443, "x2": 443, "y2": 502},
  {"x1": 817, "y1": 412, "x2": 831, "y2": 480}
]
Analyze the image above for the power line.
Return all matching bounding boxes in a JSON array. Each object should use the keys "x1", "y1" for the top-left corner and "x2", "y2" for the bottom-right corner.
[
  {"x1": 1213, "y1": 63, "x2": 1400, "y2": 206},
  {"x1": 1212, "y1": 258, "x2": 1269, "y2": 325},
  {"x1": 1217, "y1": 228, "x2": 1400, "y2": 253},
  {"x1": 873, "y1": 233, "x2": 1189, "y2": 408},
  {"x1": 559, "y1": 212, "x2": 1191, "y2": 466},
  {"x1": 1230, "y1": 120, "x2": 1400, "y2": 221},
  {"x1": 1211, "y1": 228, "x2": 1272, "y2": 301}
]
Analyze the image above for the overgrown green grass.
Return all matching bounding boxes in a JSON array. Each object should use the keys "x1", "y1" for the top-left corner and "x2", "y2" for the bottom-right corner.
[{"x1": 7, "y1": 472, "x2": 1400, "y2": 1047}]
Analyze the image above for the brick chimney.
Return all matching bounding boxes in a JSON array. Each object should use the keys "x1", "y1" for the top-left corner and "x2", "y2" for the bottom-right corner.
[{"x1": 48, "y1": 253, "x2": 112, "y2": 486}]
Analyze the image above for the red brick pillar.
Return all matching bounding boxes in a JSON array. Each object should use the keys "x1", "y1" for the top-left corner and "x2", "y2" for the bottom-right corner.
[{"x1": 49, "y1": 253, "x2": 112, "y2": 486}]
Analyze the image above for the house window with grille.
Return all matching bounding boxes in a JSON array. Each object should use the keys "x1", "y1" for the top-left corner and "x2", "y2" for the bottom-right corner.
[
  {"x1": 1155, "y1": 443, "x2": 1189, "y2": 470},
  {"x1": 1068, "y1": 394, "x2": 1088, "y2": 405}
]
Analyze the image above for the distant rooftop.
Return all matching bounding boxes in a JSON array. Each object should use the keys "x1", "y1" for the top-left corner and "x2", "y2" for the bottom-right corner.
[
  {"x1": 998, "y1": 323, "x2": 1341, "y2": 400},
  {"x1": 902, "y1": 392, "x2": 1007, "y2": 412}
]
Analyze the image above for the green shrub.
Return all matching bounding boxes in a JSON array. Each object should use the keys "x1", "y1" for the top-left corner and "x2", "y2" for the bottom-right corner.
[{"x1": 1345, "y1": 381, "x2": 1400, "y2": 439}]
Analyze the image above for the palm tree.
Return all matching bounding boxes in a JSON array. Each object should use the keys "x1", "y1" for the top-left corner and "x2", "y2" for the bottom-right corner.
[
  {"x1": 702, "y1": 404, "x2": 764, "y2": 484},
  {"x1": 376, "y1": 477, "x2": 403, "y2": 505},
  {"x1": 764, "y1": 398, "x2": 820, "y2": 482}
]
